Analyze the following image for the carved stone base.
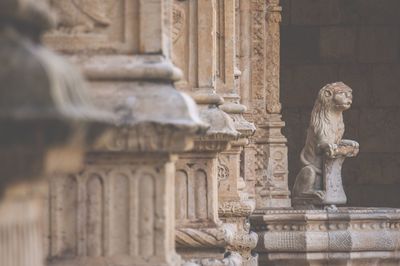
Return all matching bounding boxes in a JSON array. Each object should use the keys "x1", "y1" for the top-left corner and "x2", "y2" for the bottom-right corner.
[
  {"x1": 0, "y1": 182, "x2": 45, "y2": 266},
  {"x1": 251, "y1": 208, "x2": 400, "y2": 266},
  {"x1": 176, "y1": 227, "x2": 226, "y2": 261},
  {"x1": 47, "y1": 153, "x2": 182, "y2": 266},
  {"x1": 258, "y1": 251, "x2": 400, "y2": 266}
]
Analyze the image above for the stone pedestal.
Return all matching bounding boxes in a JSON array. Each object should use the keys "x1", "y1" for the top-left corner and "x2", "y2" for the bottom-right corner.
[
  {"x1": 251, "y1": 208, "x2": 400, "y2": 266},
  {"x1": 255, "y1": 115, "x2": 290, "y2": 209},
  {"x1": 44, "y1": 1, "x2": 207, "y2": 265},
  {"x1": 0, "y1": 1, "x2": 116, "y2": 266},
  {"x1": 47, "y1": 153, "x2": 186, "y2": 266},
  {"x1": 176, "y1": 151, "x2": 226, "y2": 260},
  {"x1": 0, "y1": 183, "x2": 45, "y2": 266},
  {"x1": 175, "y1": 100, "x2": 239, "y2": 262}
]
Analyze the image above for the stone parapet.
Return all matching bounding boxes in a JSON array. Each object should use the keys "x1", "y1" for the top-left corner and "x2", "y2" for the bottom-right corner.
[{"x1": 251, "y1": 208, "x2": 400, "y2": 265}]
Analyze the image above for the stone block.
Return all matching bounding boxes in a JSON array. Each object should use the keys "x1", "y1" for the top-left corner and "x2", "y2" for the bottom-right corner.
[
  {"x1": 280, "y1": 65, "x2": 293, "y2": 102},
  {"x1": 359, "y1": 108, "x2": 400, "y2": 153},
  {"x1": 291, "y1": 0, "x2": 341, "y2": 25},
  {"x1": 346, "y1": 184, "x2": 400, "y2": 207},
  {"x1": 283, "y1": 107, "x2": 311, "y2": 189},
  {"x1": 282, "y1": 108, "x2": 307, "y2": 151},
  {"x1": 320, "y1": 27, "x2": 356, "y2": 62},
  {"x1": 372, "y1": 65, "x2": 400, "y2": 107},
  {"x1": 281, "y1": 26, "x2": 320, "y2": 64},
  {"x1": 338, "y1": 65, "x2": 373, "y2": 108},
  {"x1": 287, "y1": 65, "x2": 338, "y2": 108},
  {"x1": 354, "y1": 0, "x2": 400, "y2": 25},
  {"x1": 381, "y1": 154, "x2": 400, "y2": 185},
  {"x1": 336, "y1": 0, "x2": 361, "y2": 25},
  {"x1": 342, "y1": 153, "x2": 381, "y2": 186},
  {"x1": 358, "y1": 27, "x2": 398, "y2": 63},
  {"x1": 280, "y1": 0, "x2": 291, "y2": 26},
  {"x1": 252, "y1": 208, "x2": 400, "y2": 265},
  {"x1": 343, "y1": 109, "x2": 360, "y2": 141}
]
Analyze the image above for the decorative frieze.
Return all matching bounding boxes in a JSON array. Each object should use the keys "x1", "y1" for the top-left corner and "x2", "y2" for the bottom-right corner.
[
  {"x1": 47, "y1": 154, "x2": 186, "y2": 266},
  {"x1": 251, "y1": 208, "x2": 400, "y2": 265}
]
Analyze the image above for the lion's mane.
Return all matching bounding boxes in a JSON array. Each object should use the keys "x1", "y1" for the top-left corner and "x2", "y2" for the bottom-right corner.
[{"x1": 301, "y1": 82, "x2": 351, "y2": 171}]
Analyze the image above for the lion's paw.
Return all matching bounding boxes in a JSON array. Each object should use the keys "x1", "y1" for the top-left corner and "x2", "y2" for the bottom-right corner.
[{"x1": 313, "y1": 190, "x2": 325, "y2": 200}]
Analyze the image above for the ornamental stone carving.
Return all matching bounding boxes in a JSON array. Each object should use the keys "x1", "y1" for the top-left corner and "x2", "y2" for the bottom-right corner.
[
  {"x1": 251, "y1": 208, "x2": 400, "y2": 266},
  {"x1": 292, "y1": 82, "x2": 359, "y2": 208},
  {"x1": 50, "y1": 0, "x2": 111, "y2": 33}
]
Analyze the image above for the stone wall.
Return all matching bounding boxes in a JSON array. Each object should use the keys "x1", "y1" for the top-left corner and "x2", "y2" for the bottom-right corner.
[{"x1": 281, "y1": 0, "x2": 400, "y2": 207}]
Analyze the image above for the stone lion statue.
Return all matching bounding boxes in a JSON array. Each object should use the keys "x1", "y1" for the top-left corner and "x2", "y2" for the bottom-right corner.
[{"x1": 292, "y1": 82, "x2": 359, "y2": 206}]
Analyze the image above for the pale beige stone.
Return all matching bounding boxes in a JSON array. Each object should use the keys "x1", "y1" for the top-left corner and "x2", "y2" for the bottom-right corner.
[
  {"x1": 292, "y1": 82, "x2": 359, "y2": 208},
  {"x1": 251, "y1": 208, "x2": 400, "y2": 266},
  {"x1": 45, "y1": 1, "x2": 206, "y2": 266},
  {"x1": 0, "y1": 1, "x2": 116, "y2": 266},
  {"x1": 238, "y1": 0, "x2": 290, "y2": 209},
  {"x1": 171, "y1": 1, "x2": 261, "y2": 265}
]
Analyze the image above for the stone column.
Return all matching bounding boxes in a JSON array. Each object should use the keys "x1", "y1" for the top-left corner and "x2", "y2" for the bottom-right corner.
[
  {"x1": 215, "y1": 1, "x2": 258, "y2": 264},
  {"x1": 45, "y1": 0, "x2": 206, "y2": 265},
  {"x1": 172, "y1": 0, "x2": 255, "y2": 264},
  {"x1": 0, "y1": 1, "x2": 115, "y2": 266},
  {"x1": 239, "y1": 0, "x2": 290, "y2": 210}
]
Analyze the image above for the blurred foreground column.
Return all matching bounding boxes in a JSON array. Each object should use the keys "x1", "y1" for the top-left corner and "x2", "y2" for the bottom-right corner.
[
  {"x1": 0, "y1": 0, "x2": 114, "y2": 266},
  {"x1": 44, "y1": 0, "x2": 206, "y2": 265}
]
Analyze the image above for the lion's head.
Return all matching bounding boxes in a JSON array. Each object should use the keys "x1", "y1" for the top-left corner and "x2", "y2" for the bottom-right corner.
[{"x1": 310, "y1": 82, "x2": 352, "y2": 137}]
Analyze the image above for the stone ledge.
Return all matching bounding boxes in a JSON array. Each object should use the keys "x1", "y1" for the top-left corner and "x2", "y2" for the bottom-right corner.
[
  {"x1": 251, "y1": 208, "x2": 400, "y2": 265},
  {"x1": 258, "y1": 251, "x2": 400, "y2": 266}
]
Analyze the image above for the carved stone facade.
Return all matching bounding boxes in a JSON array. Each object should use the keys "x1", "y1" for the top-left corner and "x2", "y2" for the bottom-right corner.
[
  {"x1": 239, "y1": 0, "x2": 290, "y2": 210},
  {"x1": 0, "y1": 0, "x2": 116, "y2": 266},
  {"x1": 44, "y1": 1, "x2": 206, "y2": 266},
  {"x1": 3, "y1": 0, "x2": 400, "y2": 266}
]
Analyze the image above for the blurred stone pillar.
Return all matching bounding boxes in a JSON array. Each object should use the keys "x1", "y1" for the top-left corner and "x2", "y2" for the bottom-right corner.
[
  {"x1": 45, "y1": 0, "x2": 206, "y2": 265},
  {"x1": 172, "y1": 0, "x2": 254, "y2": 264},
  {"x1": 215, "y1": 0, "x2": 258, "y2": 264},
  {"x1": 0, "y1": 1, "x2": 114, "y2": 266},
  {"x1": 239, "y1": 0, "x2": 290, "y2": 210}
]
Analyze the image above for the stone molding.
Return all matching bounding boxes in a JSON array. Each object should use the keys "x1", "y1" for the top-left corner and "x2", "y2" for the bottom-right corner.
[
  {"x1": 176, "y1": 223, "x2": 258, "y2": 256},
  {"x1": 251, "y1": 208, "x2": 400, "y2": 253},
  {"x1": 218, "y1": 201, "x2": 254, "y2": 218},
  {"x1": 70, "y1": 55, "x2": 183, "y2": 81},
  {"x1": 176, "y1": 228, "x2": 226, "y2": 249}
]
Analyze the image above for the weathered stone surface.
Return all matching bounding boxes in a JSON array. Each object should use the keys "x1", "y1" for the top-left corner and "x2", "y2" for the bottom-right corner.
[
  {"x1": 290, "y1": 0, "x2": 341, "y2": 25},
  {"x1": 45, "y1": 1, "x2": 207, "y2": 266},
  {"x1": 320, "y1": 27, "x2": 356, "y2": 63},
  {"x1": 0, "y1": 1, "x2": 117, "y2": 266},
  {"x1": 251, "y1": 208, "x2": 400, "y2": 266},
  {"x1": 292, "y1": 82, "x2": 359, "y2": 208},
  {"x1": 239, "y1": 0, "x2": 291, "y2": 210},
  {"x1": 287, "y1": 65, "x2": 338, "y2": 108},
  {"x1": 281, "y1": 26, "x2": 319, "y2": 64},
  {"x1": 346, "y1": 184, "x2": 400, "y2": 208},
  {"x1": 281, "y1": 0, "x2": 400, "y2": 209},
  {"x1": 171, "y1": 1, "x2": 263, "y2": 265},
  {"x1": 371, "y1": 65, "x2": 400, "y2": 107},
  {"x1": 359, "y1": 108, "x2": 400, "y2": 153},
  {"x1": 358, "y1": 27, "x2": 398, "y2": 63},
  {"x1": 354, "y1": 0, "x2": 400, "y2": 25},
  {"x1": 338, "y1": 65, "x2": 373, "y2": 108}
]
